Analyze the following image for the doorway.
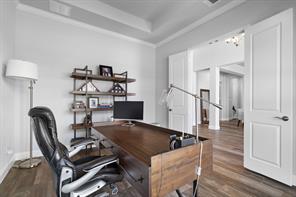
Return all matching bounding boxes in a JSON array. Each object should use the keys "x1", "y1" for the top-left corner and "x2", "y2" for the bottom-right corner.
[
  {"x1": 220, "y1": 64, "x2": 244, "y2": 127},
  {"x1": 192, "y1": 9, "x2": 294, "y2": 186}
]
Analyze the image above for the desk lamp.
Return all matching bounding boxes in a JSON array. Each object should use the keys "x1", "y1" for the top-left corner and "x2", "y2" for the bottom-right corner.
[
  {"x1": 160, "y1": 84, "x2": 222, "y2": 139},
  {"x1": 6, "y1": 59, "x2": 41, "y2": 168}
]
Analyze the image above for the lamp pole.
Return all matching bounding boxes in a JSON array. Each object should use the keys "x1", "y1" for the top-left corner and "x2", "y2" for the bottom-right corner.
[
  {"x1": 168, "y1": 84, "x2": 222, "y2": 137},
  {"x1": 18, "y1": 80, "x2": 41, "y2": 168},
  {"x1": 29, "y1": 80, "x2": 34, "y2": 167}
]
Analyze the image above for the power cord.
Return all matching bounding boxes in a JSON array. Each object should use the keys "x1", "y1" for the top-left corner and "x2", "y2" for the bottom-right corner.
[
  {"x1": 193, "y1": 141, "x2": 203, "y2": 197},
  {"x1": 158, "y1": 139, "x2": 204, "y2": 197}
]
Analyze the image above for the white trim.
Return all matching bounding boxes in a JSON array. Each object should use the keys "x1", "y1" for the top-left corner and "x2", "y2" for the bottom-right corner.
[
  {"x1": 16, "y1": 0, "x2": 246, "y2": 48},
  {"x1": 60, "y1": 0, "x2": 151, "y2": 33},
  {"x1": 293, "y1": 175, "x2": 296, "y2": 186},
  {"x1": 16, "y1": 3, "x2": 155, "y2": 48},
  {"x1": 0, "y1": 155, "x2": 15, "y2": 184},
  {"x1": 14, "y1": 150, "x2": 43, "y2": 161},
  {"x1": 208, "y1": 125, "x2": 220, "y2": 130},
  {"x1": 156, "y1": 0, "x2": 246, "y2": 47}
]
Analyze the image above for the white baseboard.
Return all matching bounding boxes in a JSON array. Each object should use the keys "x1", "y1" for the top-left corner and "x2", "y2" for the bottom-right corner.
[
  {"x1": 0, "y1": 145, "x2": 77, "y2": 184},
  {"x1": 0, "y1": 155, "x2": 15, "y2": 184},
  {"x1": 0, "y1": 150, "x2": 43, "y2": 184},
  {"x1": 208, "y1": 125, "x2": 220, "y2": 130},
  {"x1": 293, "y1": 175, "x2": 296, "y2": 186},
  {"x1": 220, "y1": 118, "x2": 230, "y2": 121},
  {"x1": 14, "y1": 150, "x2": 43, "y2": 161}
]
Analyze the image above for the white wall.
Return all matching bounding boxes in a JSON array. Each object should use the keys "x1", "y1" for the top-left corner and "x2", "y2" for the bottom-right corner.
[
  {"x1": 0, "y1": 1, "x2": 17, "y2": 183},
  {"x1": 155, "y1": 0, "x2": 296, "y2": 127},
  {"x1": 220, "y1": 73, "x2": 230, "y2": 120},
  {"x1": 220, "y1": 64, "x2": 244, "y2": 76},
  {"x1": 14, "y1": 9, "x2": 156, "y2": 154},
  {"x1": 194, "y1": 38, "x2": 244, "y2": 70}
]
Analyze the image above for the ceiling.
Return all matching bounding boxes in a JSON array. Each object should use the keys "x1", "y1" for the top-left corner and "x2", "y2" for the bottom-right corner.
[{"x1": 18, "y1": 0, "x2": 246, "y2": 45}]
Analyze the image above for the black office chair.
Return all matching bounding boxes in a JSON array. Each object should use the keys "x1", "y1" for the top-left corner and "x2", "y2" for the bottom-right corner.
[{"x1": 29, "y1": 106, "x2": 123, "y2": 197}]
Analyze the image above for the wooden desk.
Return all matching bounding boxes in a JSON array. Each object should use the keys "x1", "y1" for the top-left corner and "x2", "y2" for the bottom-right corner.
[{"x1": 92, "y1": 121, "x2": 212, "y2": 197}]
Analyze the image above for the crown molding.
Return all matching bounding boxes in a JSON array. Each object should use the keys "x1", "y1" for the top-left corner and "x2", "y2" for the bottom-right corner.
[
  {"x1": 17, "y1": 0, "x2": 246, "y2": 49},
  {"x1": 60, "y1": 0, "x2": 151, "y2": 33},
  {"x1": 156, "y1": 0, "x2": 246, "y2": 47},
  {"x1": 16, "y1": 3, "x2": 156, "y2": 48}
]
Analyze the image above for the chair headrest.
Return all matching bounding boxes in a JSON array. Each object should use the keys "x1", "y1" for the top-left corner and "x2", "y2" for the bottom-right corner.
[{"x1": 29, "y1": 106, "x2": 57, "y2": 131}]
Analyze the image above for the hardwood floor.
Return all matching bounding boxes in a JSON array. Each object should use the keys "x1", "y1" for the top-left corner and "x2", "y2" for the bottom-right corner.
[{"x1": 0, "y1": 121, "x2": 296, "y2": 197}]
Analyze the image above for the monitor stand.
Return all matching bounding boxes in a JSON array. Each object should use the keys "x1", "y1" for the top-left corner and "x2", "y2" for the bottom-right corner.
[{"x1": 122, "y1": 120, "x2": 135, "y2": 127}]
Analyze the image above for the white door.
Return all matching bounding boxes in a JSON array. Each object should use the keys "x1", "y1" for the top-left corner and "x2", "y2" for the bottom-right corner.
[
  {"x1": 168, "y1": 51, "x2": 193, "y2": 134},
  {"x1": 244, "y1": 9, "x2": 293, "y2": 185}
]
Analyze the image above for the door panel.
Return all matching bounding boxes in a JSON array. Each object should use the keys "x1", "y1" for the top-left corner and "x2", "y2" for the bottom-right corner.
[
  {"x1": 168, "y1": 51, "x2": 192, "y2": 133},
  {"x1": 244, "y1": 9, "x2": 293, "y2": 185},
  {"x1": 251, "y1": 123, "x2": 280, "y2": 166},
  {"x1": 252, "y1": 24, "x2": 281, "y2": 111},
  {"x1": 172, "y1": 61, "x2": 185, "y2": 107},
  {"x1": 171, "y1": 114, "x2": 185, "y2": 132}
]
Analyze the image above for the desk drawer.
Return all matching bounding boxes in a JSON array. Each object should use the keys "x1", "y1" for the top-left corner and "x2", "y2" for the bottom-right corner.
[
  {"x1": 93, "y1": 129, "x2": 150, "y2": 197},
  {"x1": 117, "y1": 149, "x2": 149, "y2": 197}
]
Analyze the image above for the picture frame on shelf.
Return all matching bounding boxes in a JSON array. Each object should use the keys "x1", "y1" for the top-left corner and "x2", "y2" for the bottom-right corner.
[
  {"x1": 88, "y1": 97, "x2": 98, "y2": 108},
  {"x1": 99, "y1": 65, "x2": 113, "y2": 77}
]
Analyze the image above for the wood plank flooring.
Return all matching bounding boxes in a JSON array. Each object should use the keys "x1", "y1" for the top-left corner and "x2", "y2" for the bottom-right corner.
[{"x1": 0, "y1": 120, "x2": 295, "y2": 197}]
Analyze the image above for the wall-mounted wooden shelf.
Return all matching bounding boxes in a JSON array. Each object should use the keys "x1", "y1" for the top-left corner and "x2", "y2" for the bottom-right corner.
[
  {"x1": 71, "y1": 67, "x2": 135, "y2": 143},
  {"x1": 71, "y1": 91, "x2": 136, "y2": 96},
  {"x1": 71, "y1": 108, "x2": 113, "y2": 112},
  {"x1": 71, "y1": 72, "x2": 136, "y2": 83}
]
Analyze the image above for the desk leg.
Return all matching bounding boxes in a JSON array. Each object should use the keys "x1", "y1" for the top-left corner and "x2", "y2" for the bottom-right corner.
[{"x1": 193, "y1": 180, "x2": 198, "y2": 197}]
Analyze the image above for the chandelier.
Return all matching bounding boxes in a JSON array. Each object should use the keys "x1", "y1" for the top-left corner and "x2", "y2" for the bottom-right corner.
[{"x1": 225, "y1": 31, "x2": 245, "y2": 47}]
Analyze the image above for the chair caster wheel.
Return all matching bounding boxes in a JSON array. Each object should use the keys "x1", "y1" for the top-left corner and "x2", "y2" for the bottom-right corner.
[{"x1": 110, "y1": 184, "x2": 119, "y2": 195}]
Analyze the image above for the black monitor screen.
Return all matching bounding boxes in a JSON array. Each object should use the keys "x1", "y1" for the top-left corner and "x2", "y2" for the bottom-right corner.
[{"x1": 113, "y1": 101, "x2": 144, "y2": 120}]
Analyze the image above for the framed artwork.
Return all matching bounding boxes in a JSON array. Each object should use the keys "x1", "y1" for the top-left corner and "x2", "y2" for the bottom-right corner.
[
  {"x1": 99, "y1": 65, "x2": 113, "y2": 77},
  {"x1": 88, "y1": 97, "x2": 98, "y2": 108}
]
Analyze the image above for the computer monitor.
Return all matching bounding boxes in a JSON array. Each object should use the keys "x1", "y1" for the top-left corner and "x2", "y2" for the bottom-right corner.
[{"x1": 113, "y1": 101, "x2": 144, "y2": 126}]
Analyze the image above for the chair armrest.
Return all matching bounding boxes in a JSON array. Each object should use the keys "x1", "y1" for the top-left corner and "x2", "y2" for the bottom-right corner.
[
  {"x1": 61, "y1": 156, "x2": 118, "y2": 193},
  {"x1": 69, "y1": 138, "x2": 96, "y2": 158},
  {"x1": 71, "y1": 138, "x2": 95, "y2": 148},
  {"x1": 82, "y1": 155, "x2": 118, "y2": 172}
]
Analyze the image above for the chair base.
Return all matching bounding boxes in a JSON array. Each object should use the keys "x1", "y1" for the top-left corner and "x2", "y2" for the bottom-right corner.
[
  {"x1": 72, "y1": 180, "x2": 107, "y2": 197},
  {"x1": 14, "y1": 158, "x2": 42, "y2": 169}
]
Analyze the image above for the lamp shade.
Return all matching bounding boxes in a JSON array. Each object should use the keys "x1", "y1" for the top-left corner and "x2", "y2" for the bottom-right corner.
[{"x1": 6, "y1": 59, "x2": 38, "y2": 80}]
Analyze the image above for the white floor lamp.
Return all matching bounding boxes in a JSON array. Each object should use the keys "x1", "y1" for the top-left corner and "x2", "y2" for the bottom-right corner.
[{"x1": 6, "y1": 59, "x2": 41, "y2": 168}]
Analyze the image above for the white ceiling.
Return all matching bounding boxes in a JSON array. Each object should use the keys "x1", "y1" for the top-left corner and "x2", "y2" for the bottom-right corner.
[{"x1": 18, "y1": 0, "x2": 246, "y2": 45}]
